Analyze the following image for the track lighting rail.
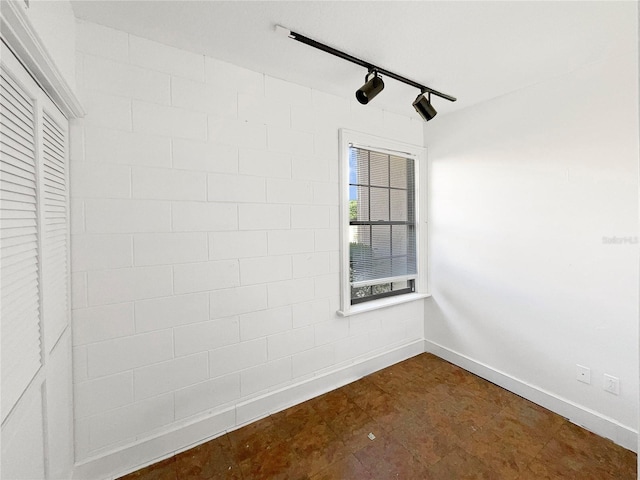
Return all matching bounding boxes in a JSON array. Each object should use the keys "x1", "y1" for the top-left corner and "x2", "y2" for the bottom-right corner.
[{"x1": 276, "y1": 25, "x2": 457, "y2": 103}]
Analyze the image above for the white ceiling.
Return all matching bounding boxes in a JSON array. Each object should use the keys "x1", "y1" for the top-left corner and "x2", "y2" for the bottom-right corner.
[{"x1": 71, "y1": 1, "x2": 635, "y2": 120}]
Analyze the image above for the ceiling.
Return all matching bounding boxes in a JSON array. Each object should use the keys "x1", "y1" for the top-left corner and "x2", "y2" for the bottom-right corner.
[{"x1": 71, "y1": 1, "x2": 636, "y2": 120}]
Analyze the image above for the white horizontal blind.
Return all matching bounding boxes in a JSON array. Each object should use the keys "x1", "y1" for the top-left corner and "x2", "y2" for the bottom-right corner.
[
  {"x1": 41, "y1": 111, "x2": 68, "y2": 350},
  {"x1": 348, "y1": 146, "x2": 417, "y2": 286},
  {"x1": 0, "y1": 65, "x2": 41, "y2": 420}
]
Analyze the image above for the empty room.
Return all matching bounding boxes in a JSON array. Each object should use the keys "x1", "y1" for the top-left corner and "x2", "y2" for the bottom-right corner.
[{"x1": 1, "y1": 1, "x2": 638, "y2": 479}]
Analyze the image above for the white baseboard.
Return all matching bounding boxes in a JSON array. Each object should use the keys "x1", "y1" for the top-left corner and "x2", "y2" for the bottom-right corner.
[
  {"x1": 423, "y1": 339, "x2": 638, "y2": 453},
  {"x1": 73, "y1": 337, "x2": 637, "y2": 480},
  {"x1": 72, "y1": 340, "x2": 424, "y2": 480}
]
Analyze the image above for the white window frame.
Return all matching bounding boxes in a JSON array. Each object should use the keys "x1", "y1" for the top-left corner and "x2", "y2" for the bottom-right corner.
[{"x1": 337, "y1": 129, "x2": 430, "y2": 317}]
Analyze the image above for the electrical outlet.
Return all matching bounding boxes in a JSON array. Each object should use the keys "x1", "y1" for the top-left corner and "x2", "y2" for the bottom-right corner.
[
  {"x1": 604, "y1": 374, "x2": 620, "y2": 395},
  {"x1": 576, "y1": 365, "x2": 591, "y2": 384}
]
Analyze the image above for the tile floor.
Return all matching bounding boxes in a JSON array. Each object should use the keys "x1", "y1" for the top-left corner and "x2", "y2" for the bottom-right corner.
[{"x1": 120, "y1": 353, "x2": 637, "y2": 479}]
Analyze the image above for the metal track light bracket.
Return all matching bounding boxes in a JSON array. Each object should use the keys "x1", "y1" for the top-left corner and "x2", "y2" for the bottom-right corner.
[{"x1": 277, "y1": 24, "x2": 457, "y2": 105}]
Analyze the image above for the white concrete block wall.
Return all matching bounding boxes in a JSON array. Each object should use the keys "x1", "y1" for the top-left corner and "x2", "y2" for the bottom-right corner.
[{"x1": 71, "y1": 20, "x2": 424, "y2": 462}]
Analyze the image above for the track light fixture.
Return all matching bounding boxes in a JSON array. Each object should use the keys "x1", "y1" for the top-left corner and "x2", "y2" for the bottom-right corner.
[
  {"x1": 356, "y1": 70, "x2": 384, "y2": 105},
  {"x1": 276, "y1": 25, "x2": 456, "y2": 121},
  {"x1": 413, "y1": 91, "x2": 437, "y2": 122}
]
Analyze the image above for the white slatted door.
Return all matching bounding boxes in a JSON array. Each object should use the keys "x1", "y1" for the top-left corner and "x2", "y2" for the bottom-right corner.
[
  {"x1": 41, "y1": 109, "x2": 69, "y2": 352},
  {"x1": 0, "y1": 36, "x2": 74, "y2": 480},
  {"x1": 0, "y1": 56, "x2": 42, "y2": 421}
]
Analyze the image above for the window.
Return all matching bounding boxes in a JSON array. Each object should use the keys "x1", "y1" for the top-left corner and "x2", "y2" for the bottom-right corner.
[{"x1": 338, "y1": 130, "x2": 428, "y2": 316}]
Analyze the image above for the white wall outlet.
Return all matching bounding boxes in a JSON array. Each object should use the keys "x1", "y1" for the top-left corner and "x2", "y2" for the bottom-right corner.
[
  {"x1": 576, "y1": 364, "x2": 591, "y2": 384},
  {"x1": 604, "y1": 374, "x2": 620, "y2": 395}
]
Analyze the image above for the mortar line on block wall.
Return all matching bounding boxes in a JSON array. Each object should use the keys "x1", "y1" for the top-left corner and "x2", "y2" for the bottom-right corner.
[
  {"x1": 82, "y1": 200, "x2": 87, "y2": 232},
  {"x1": 82, "y1": 271, "x2": 89, "y2": 308},
  {"x1": 126, "y1": 166, "x2": 133, "y2": 198},
  {"x1": 169, "y1": 201, "x2": 173, "y2": 232},
  {"x1": 72, "y1": 341, "x2": 424, "y2": 479},
  {"x1": 172, "y1": 391, "x2": 177, "y2": 425},
  {"x1": 126, "y1": 32, "x2": 134, "y2": 129},
  {"x1": 169, "y1": 138, "x2": 174, "y2": 168},
  {"x1": 169, "y1": 265, "x2": 175, "y2": 296},
  {"x1": 205, "y1": 348, "x2": 210, "y2": 378},
  {"x1": 171, "y1": 323, "x2": 176, "y2": 359},
  {"x1": 130, "y1": 234, "x2": 135, "y2": 268},
  {"x1": 204, "y1": 170, "x2": 209, "y2": 202}
]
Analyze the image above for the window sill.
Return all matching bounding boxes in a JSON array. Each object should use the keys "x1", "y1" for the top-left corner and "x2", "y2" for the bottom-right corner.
[{"x1": 336, "y1": 292, "x2": 431, "y2": 317}]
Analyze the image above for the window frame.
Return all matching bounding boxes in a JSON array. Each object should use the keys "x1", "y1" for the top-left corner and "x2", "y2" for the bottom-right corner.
[{"x1": 337, "y1": 129, "x2": 429, "y2": 316}]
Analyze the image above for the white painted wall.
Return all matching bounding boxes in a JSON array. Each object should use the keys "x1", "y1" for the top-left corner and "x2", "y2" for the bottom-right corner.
[
  {"x1": 424, "y1": 25, "x2": 638, "y2": 448},
  {"x1": 70, "y1": 21, "x2": 425, "y2": 477},
  {"x1": 21, "y1": 0, "x2": 77, "y2": 91}
]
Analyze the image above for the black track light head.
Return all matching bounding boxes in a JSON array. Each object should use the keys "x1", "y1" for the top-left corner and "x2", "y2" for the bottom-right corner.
[
  {"x1": 279, "y1": 26, "x2": 457, "y2": 115},
  {"x1": 413, "y1": 92, "x2": 437, "y2": 121},
  {"x1": 356, "y1": 71, "x2": 384, "y2": 105}
]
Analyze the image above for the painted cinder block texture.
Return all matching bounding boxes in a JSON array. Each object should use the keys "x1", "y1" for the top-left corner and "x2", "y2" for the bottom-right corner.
[{"x1": 71, "y1": 20, "x2": 424, "y2": 458}]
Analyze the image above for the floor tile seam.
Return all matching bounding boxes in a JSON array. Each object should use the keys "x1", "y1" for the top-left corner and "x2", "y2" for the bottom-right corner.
[
  {"x1": 463, "y1": 429, "x2": 548, "y2": 462},
  {"x1": 457, "y1": 431, "x2": 542, "y2": 474},
  {"x1": 306, "y1": 393, "x2": 353, "y2": 408},
  {"x1": 286, "y1": 443, "x2": 336, "y2": 478},
  {"x1": 453, "y1": 444, "x2": 505, "y2": 477},
  {"x1": 458, "y1": 413, "x2": 553, "y2": 458},
  {"x1": 227, "y1": 420, "x2": 276, "y2": 447},
  {"x1": 458, "y1": 405, "x2": 509, "y2": 436},
  {"x1": 541, "y1": 428, "x2": 637, "y2": 478},
  {"x1": 534, "y1": 450, "x2": 617, "y2": 480},
  {"x1": 414, "y1": 447, "x2": 461, "y2": 476},
  {"x1": 493, "y1": 406, "x2": 565, "y2": 433},
  {"x1": 269, "y1": 419, "x2": 318, "y2": 438},
  {"x1": 400, "y1": 440, "x2": 449, "y2": 473},
  {"x1": 307, "y1": 453, "x2": 362, "y2": 480},
  {"x1": 526, "y1": 421, "x2": 590, "y2": 475},
  {"x1": 331, "y1": 400, "x2": 373, "y2": 420},
  {"x1": 119, "y1": 354, "x2": 638, "y2": 480},
  {"x1": 474, "y1": 422, "x2": 555, "y2": 453},
  {"x1": 230, "y1": 433, "x2": 292, "y2": 466},
  {"x1": 351, "y1": 441, "x2": 415, "y2": 474},
  {"x1": 236, "y1": 444, "x2": 305, "y2": 477},
  {"x1": 322, "y1": 412, "x2": 378, "y2": 446}
]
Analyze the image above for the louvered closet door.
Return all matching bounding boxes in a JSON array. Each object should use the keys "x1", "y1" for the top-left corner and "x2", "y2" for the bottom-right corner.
[
  {"x1": 0, "y1": 59, "x2": 41, "y2": 420},
  {"x1": 41, "y1": 109, "x2": 69, "y2": 350}
]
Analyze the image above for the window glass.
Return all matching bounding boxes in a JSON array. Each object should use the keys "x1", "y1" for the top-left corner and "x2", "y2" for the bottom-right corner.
[{"x1": 348, "y1": 145, "x2": 417, "y2": 304}]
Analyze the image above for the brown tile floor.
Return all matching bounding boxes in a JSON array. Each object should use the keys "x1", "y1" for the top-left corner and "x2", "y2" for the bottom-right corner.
[{"x1": 120, "y1": 353, "x2": 637, "y2": 479}]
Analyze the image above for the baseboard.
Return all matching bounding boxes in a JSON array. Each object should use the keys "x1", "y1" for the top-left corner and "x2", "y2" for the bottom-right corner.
[
  {"x1": 73, "y1": 337, "x2": 637, "y2": 479},
  {"x1": 72, "y1": 339, "x2": 424, "y2": 480},
  {"x1": 423, "y1": 339, "x2": 638, "y2": 453}
]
